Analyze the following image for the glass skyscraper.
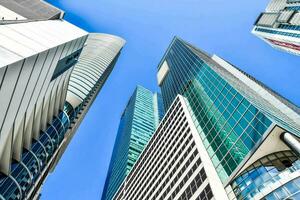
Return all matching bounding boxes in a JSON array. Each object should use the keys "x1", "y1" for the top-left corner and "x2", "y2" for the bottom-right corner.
[
  {"x1": 101, "y1": 86, "x2": 164, "y2": 200},
  {"x1": 156, "y1": 37, "x2": 300, "y2": 199},
  {"x1": 253, "y1": 0, "x2": 300, "y2": 56}
]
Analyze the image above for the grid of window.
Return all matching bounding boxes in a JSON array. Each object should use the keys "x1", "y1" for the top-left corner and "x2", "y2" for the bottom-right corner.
[
  {"x1": 139, "y1": 127, "x2": 192, "y2": 199},
  {"x1": 265, "y1": 177, "x2": 300, "y2": 200},
  {"x1": 194, "y1": 184, "x2": 214, "y2": 200},
  {"x1": 119, "y1": 100, "x2": 183, "y2": 197},
  {"x1": 279, "y1": 24, "x2": 300, "y2": 31},
  {"x1": 286, "y1": 6, "x2": 300, "y2": 10},
  {"x1": 175, "y1": 168, "x2": 207, "y2": 200},
  {"x1": 157, "y1": 153, "x2": 200, "y2": 200},
  {"x1": 287, "y1": 0, "x2": 300, "y2": 3},
  {"x1": 148, "y1": 145, "x2": 198, "y2": 200},
  {"x1": 255, "y1": 27, "x2": 300, "y2": 38},
  {"x1": 113, "y1": 98, "x2": 210, "y2": 200},
  {"x1": 127, "y1": 123, "x2": 191, "y2": 199},
  {"x1": 184, "y1": 78, "x2": 272, "y2": 182},
  {"x1": 103, "y1": 86, "x2": 164, "y2": 200},
  {"x1": 159, "y1": 38, "x2": 272, "y2": 182},
  {"x1": 113, "y1": 100, "x2": 187, "y2": 200},
  {"x1": 231, "y1": 151, "x2": 300, "y2": 200}
]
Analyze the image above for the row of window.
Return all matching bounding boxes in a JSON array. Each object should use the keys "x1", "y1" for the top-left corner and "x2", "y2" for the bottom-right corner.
[
  {"x1": 128, "y1": 124, "x2": 191, "y2": 199},
  {"x1": 123, "y1": 99, "x2": 181, "y2": 183},
  {"x1": 114, "y1": 100, "x2": 184, "y2": 199},
  {"x1": 194, "y1": 184, "x2": 214, "y2": 200},
  {"x1": 265, "y1": 177, "x2": 300, "y2": 200},
  {"x1": 184, "y1": 77, "x2": 271, "y2": 182},
  {"x1": 231, "y1": 151, "x2": 300, "y2": 200},
  {"x1": 114, "y1": 99, "x2": 212, "y2": 200},
  {"x1": 155, "y1": 149, "x2": 199, "y2": 200},
  {"x1": 279, "y1": 24, "x2": 300, "y2": 31},
  {"x1": 124, "y1": 105, "x2": 182, "y2": 193},
  {"x1": 160, "y1": 38, "x2": 273, "y2": 183},
  {"x1": 146, "y1": 140, "x2": 196, "y2": 200},
  {"x1": 169, "y1": 162, "x2": 206, "y2": 200},
  {"x1": 255, "y1": 27, "x2": 300, "y2": 38},
  {"x1": 286, "y1": 6, "x2": 300, "y2": 10}
]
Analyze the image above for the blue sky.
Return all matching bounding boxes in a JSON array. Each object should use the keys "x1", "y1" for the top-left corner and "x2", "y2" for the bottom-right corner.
[{"x1": 43, "y1": 0, "x2": 300, "y2": 199}]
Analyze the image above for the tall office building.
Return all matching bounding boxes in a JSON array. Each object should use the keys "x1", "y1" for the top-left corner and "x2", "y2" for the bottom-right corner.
[
  {"x1": 113, "y1": 95, "x2": 228, "y2": 200},
  {"x1": 113, "y1": 37, "x2": 300, "y2": 200},
  {"x1": 0, "y1": 1, "x2": 125, "y2": 199},
  {"x1": 51, "y1": 33, "x2": 126, "y2": 170},
  {"x1": 253, "y1": 0, "x2": 300, "y2": 55},
  {"x1": 102, "y1": 86, "x2": 164, "y2": 200}
]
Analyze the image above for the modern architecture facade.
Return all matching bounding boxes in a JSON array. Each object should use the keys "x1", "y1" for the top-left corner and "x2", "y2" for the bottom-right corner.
[
  {"x1": 52, "y1": 33, "x2": 126, "y2": 169},
  {"x1": 156, "y1": 37, "x2": 300, "y2": 199},
  {"x1": 113, "y1": 95, "x2": 228, "y2": 200},
  {"x1": 0, "y1": 2, "x2": 125, "y2": 199},
  {"x1": 102, "y1": 86, "x2": 164, "y2": 200},
  {"x1": 113, "y1": 37, "x2": 300, "y2": 200},
  {"x1": 253, "y1": 0, "x2": 300, "y2": 55}
]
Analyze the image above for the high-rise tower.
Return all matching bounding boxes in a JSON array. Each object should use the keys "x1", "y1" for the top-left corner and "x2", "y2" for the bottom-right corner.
[
  {"x1": 0, "y1": 1, "x2": 125, "y2": 199},
  {"x1": 253, "y1": 0, "x2": 300, "y2": 55},
  {"x1": 113, "y1": 95, "x2": 228, "y2": 200},
  {"x1": 101, "y1": 86, "x2": 164, "y2": 200},
  {"x1": 157, "y1": 37, "x2": 300, "y2": 199},
  {"x1": 113, "y1": 37, "x2": 300, "y2": 200},
  {"x1": 52, "y1": 33, "x2": 126, "y2": 170}
]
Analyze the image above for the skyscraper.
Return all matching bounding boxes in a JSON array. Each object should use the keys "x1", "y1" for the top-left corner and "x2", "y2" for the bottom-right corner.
[
  {"x1": 0, "y1": 2, "x2": 125, "y2": 199},
  {"x1": 113, "y1": 37, "x2": 300, "y2": 200},
  {"x1": 253, "y1": 0, "x2": 300, "y2": 55},
  {"x1": 102, "y1": 86, "x2": 164, "y2": 200},
  {"x1": 51, "y1": 33, "x2": 126, "y2": 170},
  {"x1": 113, "y1": 95, "x2": 228, "y2": 200},
  {"x1": 158, "y1": 37, "x2": 300, "y2": 199}
]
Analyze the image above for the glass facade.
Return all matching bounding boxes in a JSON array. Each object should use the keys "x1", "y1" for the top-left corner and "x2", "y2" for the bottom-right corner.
[
  {"x1": 265, "y1": 177, "x2": 300, "y2": 199},
  {"x1": 0, "y1": 110, "x2": 71, "y2": 200},
  {"x1": 158, "y1": 37, "x2": 273, "y2": 182},
  {"x1": 231, "y1": 151, "x2": 300, "y2": 199},
  {"x1": 158, "y1": 37, "x2": 300, "y2": 199},
  {"x1": 102, "y1": 86, "x2": 164, "y2": 200}
]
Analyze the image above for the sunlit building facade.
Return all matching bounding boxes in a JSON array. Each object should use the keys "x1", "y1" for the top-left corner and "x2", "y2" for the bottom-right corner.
[
  {"x1": 156, "y1": 37, "x2": 300, "y2": 199},
  {"x1": 113, "y1": 95, "x2": 228, "y2": 200},
  {"x1": 253, "y1": 0, "x2": 300, "y2": 55},
  {"x1": 0, "y1": 1, "x2": 125, "y2": 199},
  {"x1": 102, "y1": 86, "x2": 164, "y2": 200},
  {"x1": 112, "y1": 37, "x2": 300, "y2": 200}
]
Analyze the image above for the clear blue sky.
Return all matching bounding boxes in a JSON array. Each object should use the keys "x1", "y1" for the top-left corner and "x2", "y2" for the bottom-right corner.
[{"x1": 43, "y1": 0, "x2": 300, "y2": 199}]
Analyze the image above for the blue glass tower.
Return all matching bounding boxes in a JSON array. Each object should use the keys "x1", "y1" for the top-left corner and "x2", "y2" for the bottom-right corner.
[
  {"x1": 157, "y1": 37, "x2": 300, "y2": 199},
  {"x1": 101, "y1": 86, "x2": 164, "y2": 200}
]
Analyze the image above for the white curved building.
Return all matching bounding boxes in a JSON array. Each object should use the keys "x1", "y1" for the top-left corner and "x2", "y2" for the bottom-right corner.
[
  {"x1": 66, "y1": 33, "x2": 125, "y2": 108},
  {"x1": 51, "y1": 33, "x2": 125, "y2": 171},
  {"x1": 0, "y1": 2, "x2": 125, "y2": 200}
]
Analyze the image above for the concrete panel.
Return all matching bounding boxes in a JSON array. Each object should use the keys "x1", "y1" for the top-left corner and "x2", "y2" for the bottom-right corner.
[
  {"x1": 157, "y1": 61, "x2": 169, "y2": 86},
  {"x1": 0, "y1": 60, "x2": 23, "y2": 127}
]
